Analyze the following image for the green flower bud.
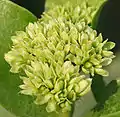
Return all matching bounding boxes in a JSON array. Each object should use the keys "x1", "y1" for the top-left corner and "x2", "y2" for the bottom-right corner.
[
  {"x1": 102, "y1": 51, "x2": 114, "y2": 57},
  {"x1": 101, "y1": 58, "x2": 112, "y2": 66},
  {"x1": 95, "y1": 68, "x2": 109, "y2": 76},
  {"x1": 19, "y1": 77, "x2": 38, "y2": 95},
  {"x1": 46, "y1": 99, "x2": 57, "y2": 112},
  {"x1": 35, "y1": 93, "x2": 53, "y2": 105},
  {"x1": 103, "y1": 42, "x2": 115, "y2": 50},
  {"x1": 84, "y1": 62, "x2": 92, "y2": 69}
]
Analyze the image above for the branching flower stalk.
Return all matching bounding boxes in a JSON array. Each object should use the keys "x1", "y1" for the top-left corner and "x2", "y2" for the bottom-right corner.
[{"x1": 4, "y1": 2, "x2": 115, "y2": 113}]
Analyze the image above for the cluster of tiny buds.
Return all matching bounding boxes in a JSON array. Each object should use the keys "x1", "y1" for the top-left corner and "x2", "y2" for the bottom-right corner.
[{"x1": 4, "y1": 2, "x2": 115, "y2": 113}]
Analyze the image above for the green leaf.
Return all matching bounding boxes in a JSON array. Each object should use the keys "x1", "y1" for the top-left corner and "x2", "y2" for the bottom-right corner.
[
  {"x1": 89, "y1": 80, "x2": 120, "y2": 117},
  {"x1": 101, "y1": 111, "x2": 120, "y2": 117},
  {"x1": 91, "y1": 0, "x2": 107, "y2": 29},
  {"x1": 95, "y1": 0, "x2": 120, "y2": 52},
  {"x1": 10, "y1": 0, "x2": 46, "y2": 17},
  {"x1": 0, "y1": 105, "x2": 15, "y2": 117}
]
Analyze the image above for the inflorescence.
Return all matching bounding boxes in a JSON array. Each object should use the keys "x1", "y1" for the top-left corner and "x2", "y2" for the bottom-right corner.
[{"x1": 5, "y1": 2, "x2": 115, "y2": 113}]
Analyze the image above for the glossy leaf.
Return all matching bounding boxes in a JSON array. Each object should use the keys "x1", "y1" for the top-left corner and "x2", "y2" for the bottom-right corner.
[{"x1": 95, "y1": 0, "x2": 120, "y2": 52}]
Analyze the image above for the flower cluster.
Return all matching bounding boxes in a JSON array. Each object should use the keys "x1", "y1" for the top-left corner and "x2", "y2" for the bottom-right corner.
[
  {"x1": 42, "y1": 2, "x2": 96, "y2": 24},
  {"x1": 4, "y1": 2, "x2": 115, "y2": 113},
  {"x1": 20, "y1": 61, "x2": 91, "y2": 112}
]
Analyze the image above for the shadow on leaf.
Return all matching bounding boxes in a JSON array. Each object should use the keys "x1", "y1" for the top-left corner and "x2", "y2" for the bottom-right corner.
[{"x1": 91, "y1": 75, "x2": 118, "y2": 111}]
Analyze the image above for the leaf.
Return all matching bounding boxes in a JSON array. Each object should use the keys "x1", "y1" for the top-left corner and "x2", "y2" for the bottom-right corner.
[
  {"x1": 101, "y1": 111, "x2": 120, "y2": 117},
  {"x1": 95, "y1": 0, "x2": 120, "y2": 52},
  {"x1": 91, "y1": 0, "x2": 107, "y2": 29},
  {"x1": 0, "y1": 105, "x2": 15, "y2": 117},
  {"x1": 90, "y1": 80, "x2": 120, "y2": 117},
  {"x1": 10, "y1": 0, "x2": 46, "y2": 17}
]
